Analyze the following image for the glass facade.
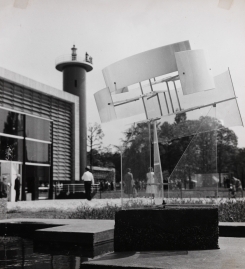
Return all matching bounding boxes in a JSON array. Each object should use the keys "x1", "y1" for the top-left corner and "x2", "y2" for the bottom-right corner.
[
  {"x1": 0, "y1": 110, "x2": 24, "y2": 136},
  {"x1": 0, "y1": 136, "x2": 23, "y2": 162},
  {"x1": 26, "y1": 141, "x2": 51, "y2": 164},
  {"x1": 0, "y1": 107, "x2": 52, "y2": 200},
  {"x1": 0, "y1": 78, "x2": 73, "y2": 182},
  {"x1": 26, "y1": 115, "x2": 52, "y2": 142}
]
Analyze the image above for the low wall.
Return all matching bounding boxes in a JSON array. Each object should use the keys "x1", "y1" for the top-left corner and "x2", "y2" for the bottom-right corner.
[
  {"x1": 114, "y1": 207, "x2": 219, "y2": 252},
  {"x1": 0, "y1": 199, "x2": 7, "y2": 220}
]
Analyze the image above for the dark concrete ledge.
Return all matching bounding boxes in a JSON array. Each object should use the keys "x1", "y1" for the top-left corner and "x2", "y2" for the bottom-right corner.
[
  {"x1": 0, "y1": 218, "x2": 114, "y2": 247},
  {"x1": 219, "y1": 222, "x2": 245, "y2": 237}
]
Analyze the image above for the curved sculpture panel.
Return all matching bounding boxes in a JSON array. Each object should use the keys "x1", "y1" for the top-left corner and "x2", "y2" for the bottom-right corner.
[{"x1": 103, "y1": 40, "x2": 191, "y2": 94}]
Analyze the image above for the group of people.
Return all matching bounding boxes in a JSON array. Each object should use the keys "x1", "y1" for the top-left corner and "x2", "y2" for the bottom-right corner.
[
  {"x1": 99, "y1": 180, "x2": 114, "y2": 191},
  {"x1": 226, "y1": 173, "x2": 243, "y2": 198},
  {"x1": 0, "y1": 174, "x2": 21, "y2": 202},
  {"x1": 123, "y1": 167, "x2": 159, "y2": 198}
]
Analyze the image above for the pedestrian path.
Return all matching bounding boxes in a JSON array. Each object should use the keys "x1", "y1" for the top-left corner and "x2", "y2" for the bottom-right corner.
[{"x1": 81, "y1": 237, "x2": 245, "y2": 269}]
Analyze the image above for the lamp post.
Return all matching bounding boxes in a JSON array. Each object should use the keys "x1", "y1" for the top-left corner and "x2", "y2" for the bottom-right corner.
[
  {"x1": 120, "y1": 148, "x2": 123, "y2": 209},
  {"x1": 114, "y1": 144, "x2": 125, "y2": 209}
]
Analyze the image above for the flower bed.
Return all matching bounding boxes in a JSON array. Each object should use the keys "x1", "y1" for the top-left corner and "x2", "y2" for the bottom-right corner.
[
  {"x1": 165, "y1": 198, "x2": 245, "y2": 222},
  {"x1": 6, "y1": 198, "x2": 245, "y2": 222},
  {"x1": 0, "y1": 198, "x2": 7, "y2": 219}
]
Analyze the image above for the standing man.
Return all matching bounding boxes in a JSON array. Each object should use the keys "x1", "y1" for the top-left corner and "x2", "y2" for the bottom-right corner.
[
  {"x1": 14, "y1": 174, "x2": 21, "y2": 202},
  {"x1": 82, "y1": 168, "x2": 94, "y2": 200}
]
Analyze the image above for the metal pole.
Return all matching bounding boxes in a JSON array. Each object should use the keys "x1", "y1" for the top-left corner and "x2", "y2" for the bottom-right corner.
[
  {"x1": 149, "y1": 79, "x2": 163, "y2": 116},
  {"x1": 166, "y1": 81, "x2": 174, "y2": 113},
  {"x1": 163, "y1": 92, "x2": 170, "y2": 114},
  {"x1": 49, "y1": 121, "x2": 53, "y2": 199},
  {"x1": 22, "y1": 114, "x2": 26, "y2": 201},
  {"x1": 121, "y1": 150, "x2": 123, "y2": 209},
  {"x1": 173, "y1": 81, "x2": 182, "y2": 111},
  {"x1": 214, "y1": 104, "x2": 218, "y2": 198},
  {"x1": 149, "y1": 122, "x2": 151, "y2": 168},
  {"x1": 139, "y1": 82, "x2": 148, "y2": 119}
]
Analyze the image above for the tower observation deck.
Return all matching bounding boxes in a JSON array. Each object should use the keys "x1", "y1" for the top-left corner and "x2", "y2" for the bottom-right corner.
[{"x1": 56, "y1": 45, "x2": 93, "y2": 180}]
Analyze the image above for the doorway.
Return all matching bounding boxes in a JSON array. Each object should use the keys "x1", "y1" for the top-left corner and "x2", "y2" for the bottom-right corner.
[
  {"x1": 25, "y1": 165, "x2": 50, "y2": 200},
  {"x1": 0, "y1": 161, "x2": 22, "y2": 202}
]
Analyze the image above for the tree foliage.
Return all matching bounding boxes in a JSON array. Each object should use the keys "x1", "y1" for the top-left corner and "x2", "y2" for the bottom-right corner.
[
  {"x1": 87, "y1": 122, "x2": 104, "y2": 169},
  {"x1": 117, "y1": 113, "x2": 241, "y2": 187},
  {"x1": 120, "y1": 122, "x2": 154, "y2": 180}
]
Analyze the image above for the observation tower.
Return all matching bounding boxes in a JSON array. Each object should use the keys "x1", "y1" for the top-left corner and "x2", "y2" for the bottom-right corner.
[{"x1": 56, "y1": 45, "x2": 93, "y2": 180}]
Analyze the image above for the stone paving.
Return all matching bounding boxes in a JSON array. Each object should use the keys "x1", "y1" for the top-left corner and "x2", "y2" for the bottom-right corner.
[{"x1": 81, "y1": 237, "x2": 245, "y2": 269}]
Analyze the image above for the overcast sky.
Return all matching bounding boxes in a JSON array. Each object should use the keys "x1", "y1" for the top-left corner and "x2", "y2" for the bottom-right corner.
[{"x1": 0, "y1": 0, "x2": 244, "y2": 149}]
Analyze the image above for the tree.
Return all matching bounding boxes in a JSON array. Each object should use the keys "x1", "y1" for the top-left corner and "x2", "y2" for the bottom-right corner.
[
  {"x1": 87, "y1": 122, "x2": 104, "y2": 170},
  {"x1": 120, "y1": 122, "x2": 153, "y2": 181},
  {"x1": 119, "y1": 113, "x2": 242, "y2": 190},
  {"x1": 235, "y1": 148, "x2": 245, "y2": 188},
  {"x1": 217, "y1": 127, "x2": 238, "y2": 181}
]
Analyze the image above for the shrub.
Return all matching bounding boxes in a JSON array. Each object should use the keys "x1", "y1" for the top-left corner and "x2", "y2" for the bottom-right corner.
[
  {"x1": 68, "y1": 199, "x2": 149, "y2": 219},
  {"x1": 7, "y1": 198, "x2": 245, "y2": 222},
  {"x1": 165, "y1": 198, "x2": 245, "y2": 222}
]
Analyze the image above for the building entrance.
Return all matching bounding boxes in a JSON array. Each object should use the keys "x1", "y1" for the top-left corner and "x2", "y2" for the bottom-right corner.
[
  {"x1": 0, "y1": 161, "x2": 22, "y2": 202},
  {"x1": 25, "y1": 165, "x2": 50, "y2": 200}
]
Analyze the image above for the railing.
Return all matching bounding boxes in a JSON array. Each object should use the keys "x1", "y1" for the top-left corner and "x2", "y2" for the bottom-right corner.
[
  {"x1": 55, "y1": 54, "x2": 93, "y2": 65},
  {"x1": 55, "y1": 183, "x2": 100, "y2": 195}
]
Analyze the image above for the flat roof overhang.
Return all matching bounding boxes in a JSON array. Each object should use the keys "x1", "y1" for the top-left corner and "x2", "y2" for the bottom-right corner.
[{"x1": 56, "y1": 61, "x2": 93, "y2": 72}]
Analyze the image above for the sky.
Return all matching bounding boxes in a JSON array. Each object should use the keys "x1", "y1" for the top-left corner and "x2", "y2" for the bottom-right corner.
[{"x1": 0, "y1": 0, "x2": 244, "y2": 149}]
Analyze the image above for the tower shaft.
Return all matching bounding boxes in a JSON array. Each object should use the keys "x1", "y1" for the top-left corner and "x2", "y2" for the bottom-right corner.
[
  {"x1": 63, "y1": 66, "x2": 87, "y2": 180},
  {"x1": 56, "y1": 46, "x2": 93, "y2": 181}
]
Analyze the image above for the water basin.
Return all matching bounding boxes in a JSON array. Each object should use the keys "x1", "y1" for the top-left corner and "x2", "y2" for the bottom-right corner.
[{"x1": 0, "y1": 236, "x2": 113, "y2": 269}]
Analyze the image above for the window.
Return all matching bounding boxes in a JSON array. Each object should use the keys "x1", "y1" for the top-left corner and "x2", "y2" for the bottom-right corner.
[
  {"x1": 26, "y1": 140, "x2": 51, "y2": 164},
  {"x1": 0, "y1": 136, "x2": 23, "y2": 161},
  {"x1": 26, "y1": 115, "x2": 52, "y2": 142},
  {"x1": 0, "y1": 109, "x2": 24, "y2": 136}
]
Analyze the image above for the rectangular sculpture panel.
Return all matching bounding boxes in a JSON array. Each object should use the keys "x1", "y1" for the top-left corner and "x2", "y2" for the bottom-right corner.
[{"x1": 176, "y1": 50, "x2": 215, "y2": 95}]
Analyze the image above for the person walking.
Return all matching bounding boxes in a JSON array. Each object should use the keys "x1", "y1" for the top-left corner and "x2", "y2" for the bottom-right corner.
[
  {"x1": 146, "y1": 167, "x2": 158, "y2": 199},
  {"x1": 14, "y1": 174, "x2": 21, "y2": 202},
  {"x1": 82, "y1": 168, "x2": 94, "y2": 200},
  {"x1": 124, "y1": 168, "x2": 134, "y2": 198}
]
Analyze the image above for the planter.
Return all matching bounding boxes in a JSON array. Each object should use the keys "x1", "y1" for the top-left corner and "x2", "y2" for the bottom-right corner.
[{"x1": 114, "y1": 206, "x2": 219, "y2": 251}]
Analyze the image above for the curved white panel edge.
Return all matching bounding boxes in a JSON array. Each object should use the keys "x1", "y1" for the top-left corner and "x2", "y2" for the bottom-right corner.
[
  {"x1": 94, "y1": 87, "x2": 117, "y2": 123},
  {"x1": 103, "y1": 40, "x2": 191, "y2": 94},
  {"x1": 175, "y1": 49, "x2": 215, "y2": 95}
]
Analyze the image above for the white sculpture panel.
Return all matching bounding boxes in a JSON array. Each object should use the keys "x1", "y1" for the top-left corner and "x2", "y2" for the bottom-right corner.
[
  {"x1": 175, "y1": 50, "x2": 215, "y2": 95},
  {"x1": 103, "y1": 41, "x2": 191, "y2": 94}
]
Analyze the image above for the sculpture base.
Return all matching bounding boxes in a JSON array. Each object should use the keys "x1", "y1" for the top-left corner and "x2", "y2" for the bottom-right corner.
[{"x1": 114, "y1": 207, "x2": 219, "y2": 252}]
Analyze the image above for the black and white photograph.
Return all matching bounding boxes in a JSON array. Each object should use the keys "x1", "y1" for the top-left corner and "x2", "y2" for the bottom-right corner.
[{"x1": 0, "y1": 0, "x2": 244, "y2": 268}]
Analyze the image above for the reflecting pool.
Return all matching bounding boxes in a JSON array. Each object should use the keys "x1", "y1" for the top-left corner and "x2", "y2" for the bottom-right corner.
[{"x1": 0, "y1": 236, "x2": 113, "y2": 268}]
